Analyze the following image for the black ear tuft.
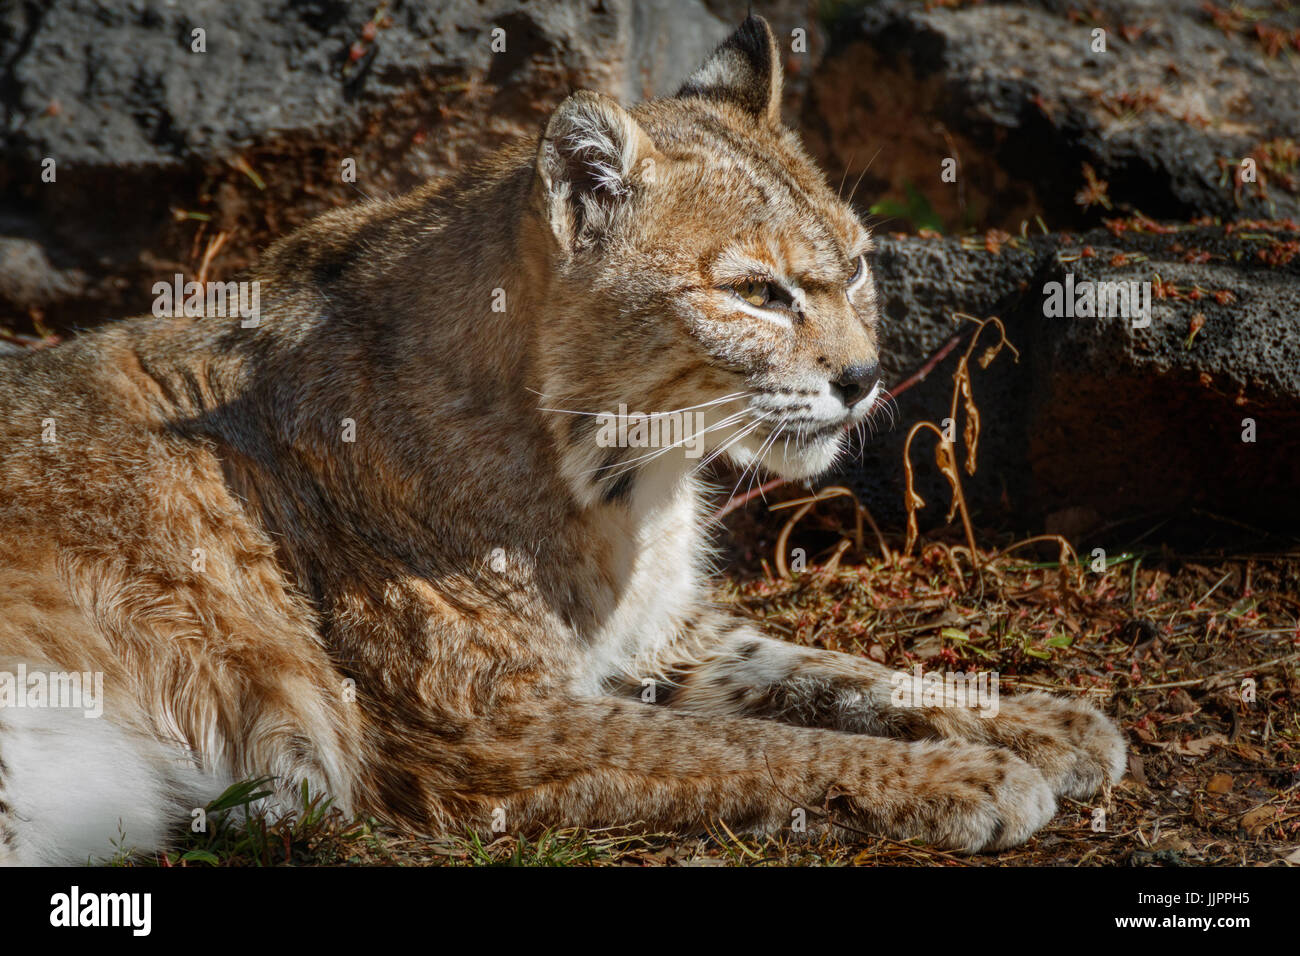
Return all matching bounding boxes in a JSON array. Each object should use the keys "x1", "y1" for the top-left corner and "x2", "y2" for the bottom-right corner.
[{"x1": 676, "y1": 15, "x2": 782, "y2": 125}]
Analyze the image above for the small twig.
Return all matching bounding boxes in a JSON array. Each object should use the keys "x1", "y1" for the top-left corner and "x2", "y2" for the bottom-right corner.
[
  {"x1": 1126, "y1": 653, "x2": 1300, "y2": 692},
  {"x1": 0, "y1": 329, "x2": 60, "y2": 349},
  {"x1": 713, "y1": 477, "x2": 786, "y2": 520},
  {"x1": 824, "y1": 816, "x2": 974, "y2": 866},
  {"x1": 887, "y1": 327, "x2": 970, "y2": 397},
  {"x1": 196, "y1": 230, "x2": 230, "y2": 287}
]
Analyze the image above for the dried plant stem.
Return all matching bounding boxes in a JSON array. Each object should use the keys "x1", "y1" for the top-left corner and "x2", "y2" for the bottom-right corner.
[
  {"x1": 771, "y1": 485, "x2": 891, "y2": 577},
  {"x1": 196, "y1": 230, "x2": 230, "y2": 287},
  {"x1": 901, "y1": 314, "x2": 1019, "y2": 564}
]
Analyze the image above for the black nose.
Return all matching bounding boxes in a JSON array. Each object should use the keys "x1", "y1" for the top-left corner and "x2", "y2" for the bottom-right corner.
[{"x1": 832, "y1": 362, "x2": 881, "y2": 408}]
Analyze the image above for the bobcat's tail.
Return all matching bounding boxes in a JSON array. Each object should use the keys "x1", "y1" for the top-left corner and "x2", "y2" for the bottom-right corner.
[{"x1": 0, "y1": 670, "x2": 226, "y2": 865}]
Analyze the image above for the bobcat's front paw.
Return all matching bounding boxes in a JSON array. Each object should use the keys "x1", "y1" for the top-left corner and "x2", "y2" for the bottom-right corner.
[
  {"x1": 994, "y1": 692, "x2": 1127, "y2": 799},
  {"x1": 833, "y1": 740, "x2": 1057, "y2": 853}
]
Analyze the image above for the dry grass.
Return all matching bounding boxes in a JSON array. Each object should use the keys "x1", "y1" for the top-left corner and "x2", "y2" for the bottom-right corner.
[{"x1": 711, "y1": 499, "x2": 1300, "y2": 867}]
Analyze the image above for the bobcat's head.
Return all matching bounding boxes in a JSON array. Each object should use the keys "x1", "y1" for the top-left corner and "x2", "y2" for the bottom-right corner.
[{"x1": 528, "y1": 15, "x2": 882, "y2": 503}]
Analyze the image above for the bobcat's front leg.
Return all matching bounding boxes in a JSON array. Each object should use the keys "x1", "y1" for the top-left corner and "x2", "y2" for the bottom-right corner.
[
  {"x1": 643, "y1": 617, "x2": 1125, "y2": 800},
  {"x1": 399, "y1": 697, "x2": 1055, "y2": 853}
]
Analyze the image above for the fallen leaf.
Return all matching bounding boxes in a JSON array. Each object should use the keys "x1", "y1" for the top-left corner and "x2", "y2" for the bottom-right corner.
[
  {"x1": 1240, "y1": 806, "x2": 1275, "y2": 836},
  {"x1": 1172, "y1": 732, "x2": 1229, "y2": 757},
  {"x1": 1138, "y1": 730, "x2": 1226, "y2": 754},
  {"x1": 1127, "y1": 753, "x2": 1148, "y2": 787},
  {"x1": 1151, "y1": 833, "x2": 1192, "y2": 853},
  {"x1": 1132, "y1": 723, "x2": 1159, "y2": 745},
  {"x1": 911, "y1": 636, "x2": 943, "y2": 658},
  {"x1": 1206, "y1": 773, "x2": 1233, "y2": 794}
]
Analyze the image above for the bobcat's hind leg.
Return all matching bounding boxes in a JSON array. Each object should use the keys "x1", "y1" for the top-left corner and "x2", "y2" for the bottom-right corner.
[{"x1": 636, "y1": 618, "x2": 1126, "y2": 800}]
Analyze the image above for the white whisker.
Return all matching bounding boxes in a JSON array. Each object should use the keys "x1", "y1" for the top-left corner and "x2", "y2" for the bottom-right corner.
[
  {"x1": 589, "y1": 410, "x2": 751, "y2": 480},
  {"x1": 694, "y1": 415, "x2": 764, "y2": 473},
  {"x1": 533, "y1": 390, "x2": 751, "y2": 419}
]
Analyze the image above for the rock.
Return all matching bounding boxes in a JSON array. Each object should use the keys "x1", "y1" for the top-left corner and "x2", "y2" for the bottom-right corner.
[
  {"x1": 0, "y1": 237, "x2": 89, "y2": 314},
  {"x1": 784, "y1": 0, "x2": 1300, "y2": 542},
  {"x1": 0, "y1": 0, "x2": 734, "y2": 327},
  {"x1": 802, "y1": 0, "x2": 1300, "y2": 233},
  {"x1": 1021, "y1": 220, "x2": 1300, "y2": 536},
  {"x1": 846, "y1": 220, "x2": 1300, "y2": 542},
  {"x1": 848, "y1": 229, "x2": 1047, "y2": 531}
]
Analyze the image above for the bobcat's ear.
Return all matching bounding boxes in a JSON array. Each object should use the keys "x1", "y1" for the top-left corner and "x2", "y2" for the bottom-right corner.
[
  {"x1": 535, "y1": 90, "x2": 658, "y2": 251},
  {"x1": 676, "y1": 14, "x2": 782, "y2": 126}
]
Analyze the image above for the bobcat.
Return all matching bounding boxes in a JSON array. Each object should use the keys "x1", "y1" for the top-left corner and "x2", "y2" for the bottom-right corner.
[{"x1": 0, "y1": 16, "x2": 1123, "y2": 864}]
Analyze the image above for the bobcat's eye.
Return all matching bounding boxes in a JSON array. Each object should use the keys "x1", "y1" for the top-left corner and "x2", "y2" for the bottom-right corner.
[
  {"x1": 847, "y1": 255, "x2": 867, "y2": 292},
  {"x1": 734, "y1": 280, "x2": 771, "y2": 307},
  {"x1": 731, "y1": 279, "x2": 795, "y2": 312}
]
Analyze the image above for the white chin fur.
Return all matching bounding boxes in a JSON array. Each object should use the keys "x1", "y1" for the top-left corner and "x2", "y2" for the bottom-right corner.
[{"x1": 725, "y1": 428, "x2": 845, "y2": 481}]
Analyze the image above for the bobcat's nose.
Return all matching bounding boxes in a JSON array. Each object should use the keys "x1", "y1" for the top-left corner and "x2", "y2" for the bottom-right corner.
[{"x1": 831, "y1": 362, "x2": 881, "y2": 408}]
